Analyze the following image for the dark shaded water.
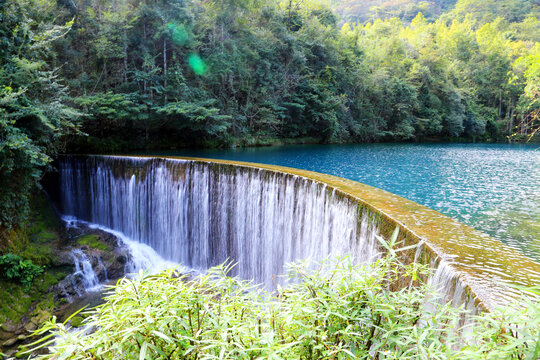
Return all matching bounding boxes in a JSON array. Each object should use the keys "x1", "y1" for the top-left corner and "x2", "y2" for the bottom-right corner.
[{"x1": 136, "y1": 143, "x2": 540, "y2": 261}]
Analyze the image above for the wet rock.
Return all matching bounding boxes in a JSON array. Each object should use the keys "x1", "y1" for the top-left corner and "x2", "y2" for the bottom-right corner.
[
  {"x1": 50, "y1": 251, "x2": 75, "y2": 267},
  {"x1": 35, "y1": 310, "x2": 51, "y2": 325},
  {"x1": 0, "y1": 324, "x2": 23, "y2": 343},
  {"x1": 70, "y1": 226, "x2": 131, "y2": 279},
  {"x1": 49, "y1": 222, "x2": 133, "y2": 304},
  {"x1": 0, "y1": 323, "x2": 21, "y2": 336},
  {"x1": 2, "y1": 337, "x2": 19, "y2": 347},
  {"x1": 24, "y1": 322, "x2": 37, "y2": 332},
  {"x1": 1, "y1": 220, "x2": 134, "y2": 355}
]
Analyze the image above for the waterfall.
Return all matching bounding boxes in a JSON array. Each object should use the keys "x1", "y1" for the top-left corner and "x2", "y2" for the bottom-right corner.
[
  {"x1": 58, "y1": 156, "x2": 380, "y2": 287},
  {"x1": 71, "y1": 249, "x2": 101, "y2": 293},
  {"x1": 84, "y1": 221, "x2": 181, "y2": 275},
  {"x1": 52, "y1": 154, "x2": 540, "y2": 315}
]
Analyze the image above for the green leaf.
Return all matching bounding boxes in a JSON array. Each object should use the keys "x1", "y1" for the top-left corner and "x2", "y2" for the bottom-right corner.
[{"x1": 139, "y1": 341, "x2": 148, "y2": 360}]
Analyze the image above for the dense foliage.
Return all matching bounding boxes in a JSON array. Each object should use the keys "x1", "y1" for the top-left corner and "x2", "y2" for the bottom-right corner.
[
  {"x1": 0, "y1": 0, "x2": 80, "y2": 231},
  {"x1": 29, "y1": 255, "x2": 540, "y2": 359},
  {"x1": 333, "y1": 0, "x2": 540, "y2": 24},
  {"x1": 41, "y1": 0, "x2": 540, "y2": 151},
  {"x1": 333, "y1": 0, "x2": 458, "y2": 24},
  {"x1": 0, "y1": 253, "x2": 44, "y2": 289},
  {"x1": 1, "y1": 0, "x2": 539, "y2": 230}
]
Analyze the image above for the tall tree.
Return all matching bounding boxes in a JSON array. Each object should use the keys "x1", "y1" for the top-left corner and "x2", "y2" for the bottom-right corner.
[{"x1": 0, "y1": 0, "x2": 80, "y2": 231}]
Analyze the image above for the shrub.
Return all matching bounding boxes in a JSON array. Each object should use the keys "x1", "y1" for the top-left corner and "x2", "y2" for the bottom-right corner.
[
  {"x1": 0, "y1": 253, "x2": 44, "y2": 289},
  {"x1": 27, "y1": 254, "x2": 539, "y2": 359}
]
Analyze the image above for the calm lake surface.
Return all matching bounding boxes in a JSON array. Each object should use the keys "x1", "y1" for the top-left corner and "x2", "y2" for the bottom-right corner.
[{"x1": 138, "y1": 143, "x2": 540, "y2": 262}]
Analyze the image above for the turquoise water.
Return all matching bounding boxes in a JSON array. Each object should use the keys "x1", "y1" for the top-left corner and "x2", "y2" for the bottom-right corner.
[{"x1": 138, "y1": 143, "x2": 540, "y2": 261}]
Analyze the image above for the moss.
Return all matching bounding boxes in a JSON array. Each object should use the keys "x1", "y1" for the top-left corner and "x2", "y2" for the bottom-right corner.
[
  {"x1": 32, "y1": 230, "x2": 57, "y2": 244},
  {"x1": 2, "y1": 192, "x2": 60, "y2": 267},
  {"x1": 32, "y1": 294, "x2": 54, "y2": 319},
  {"x1": 0, "y1": 256, "x2": 67, "y2": 325},
  {"x1": 0, "y1": 227, "x2": 28, "y2": 254},
  {"x1": 19, "y1": 244, "x2": 54, "y2": 266},
  {"x1": 24, "y1": 197, "x2": 59, "y2": 244},
  {"x1": 28, "y1": 193, "x2": 60, "y2": 231},
  {"x1": 76, "y1": 235, "x2": 109, "y2": 251},
  {"x1": 0, "y1": 267, "x2": 68, "y2": 325},
  {"x1": 27, "y1": 221, "x2": 55, "y2": 242},
  {"x1": 0, "y1": 281, "x2": 33, "y2": 323},
  {"x1": 38, "y1": 272, "x2": 64, "y2": 292},
  {"x1": 0, "y1": 192, "x2": 71, "y2": 345},
  {"x1": 0, "y1": 192, "x2": 59, "y2": 255},
  {"x1": 70, "y1": 316, "x2": 84, "y2": 328}
]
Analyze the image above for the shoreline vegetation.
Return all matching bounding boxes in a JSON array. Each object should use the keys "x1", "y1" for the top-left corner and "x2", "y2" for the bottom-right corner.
[
  {"x1": 0, "y1": 193, "x2": 132, "y2": 358},
  {"x1": 1, "y1": 202, "x2": 539, "y2": 358}
]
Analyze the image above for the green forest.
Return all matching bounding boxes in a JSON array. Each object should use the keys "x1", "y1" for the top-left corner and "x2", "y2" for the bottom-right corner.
[{"x1": 1, "y1": 0, "x2": 539, "y2": 231}]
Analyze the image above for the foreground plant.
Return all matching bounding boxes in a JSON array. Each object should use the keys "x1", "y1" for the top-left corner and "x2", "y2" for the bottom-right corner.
[{"x1": 26, "y1": 254, "x2": 539, "y2": 359}]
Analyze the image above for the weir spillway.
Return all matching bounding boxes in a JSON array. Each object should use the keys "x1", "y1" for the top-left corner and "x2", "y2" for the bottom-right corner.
[{"x1": 54, "y1": 155, "x2": 540, "y2": 311}]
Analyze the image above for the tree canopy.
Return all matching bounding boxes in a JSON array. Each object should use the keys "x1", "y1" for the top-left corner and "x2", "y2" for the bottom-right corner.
[
  {"x1": 0, "y1": 0, "x2": 539, "y2": 230},
  {"x1": 0, "y1": 0, "x2": 80, "y2": 230}
]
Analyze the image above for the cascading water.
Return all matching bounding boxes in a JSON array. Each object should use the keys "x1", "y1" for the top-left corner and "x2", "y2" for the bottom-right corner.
[
  {"x1": 62, "y1": 215, "x2": 180, "y2": 276},
  {"x1": 57, "y1": 156, "x2": 380, "y2": 288},
  {"x1": 84, "y1": 221, "x2": 181, "y2": 275},
  {"x1": 71, "y1": 249, "x2": 101, "y2": 293}
]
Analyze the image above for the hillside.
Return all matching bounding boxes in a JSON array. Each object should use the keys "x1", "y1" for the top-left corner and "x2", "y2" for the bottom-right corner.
[
  {"x1": 333, "y1": 0, "x2": 539, "y2": 24},
  {"x1": 333, "y1": 0, "x2": 457, "y2": 23}
]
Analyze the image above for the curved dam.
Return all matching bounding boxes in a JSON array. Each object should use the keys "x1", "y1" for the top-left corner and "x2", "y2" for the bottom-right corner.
[{"x1": 54, "y1": 155, "x2": 540, "y2": 311}]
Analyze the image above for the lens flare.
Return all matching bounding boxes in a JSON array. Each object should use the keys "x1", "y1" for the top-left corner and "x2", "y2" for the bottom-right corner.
[
  {"x1": 168, "y1": 23, "x2": 189, "y2": 46},
  {"x1": 188, "y1": 53, "x2": 207, "y2": 75}
]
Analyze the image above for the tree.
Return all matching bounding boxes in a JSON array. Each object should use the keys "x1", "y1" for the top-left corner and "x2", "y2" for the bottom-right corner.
[{"x1": 0, "y1": 0, "x2": 80, "y2": 231}]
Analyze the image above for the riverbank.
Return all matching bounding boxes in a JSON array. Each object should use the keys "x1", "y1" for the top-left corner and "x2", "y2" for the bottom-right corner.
[{"x1": 68, "y1": 133, "x2": 540, "y2": 156}]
